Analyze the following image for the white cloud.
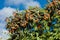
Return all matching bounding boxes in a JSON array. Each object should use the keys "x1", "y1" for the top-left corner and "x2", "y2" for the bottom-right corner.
[
  {"x1": 0, "y1": 7, "x2": 16, "y2": 21},
  {"x1": 0, "y1": 7, "x2": 16, "y2": 17},
  {"x1": 0, "y1": 29, "x2": 10, "y2": 40},
  {"x1": 26, "y1": 1, "x2": 40, "y2": 9},
  {"x1": 5, "y1": 0, "x2": 41, "y2": 9},
  {"x1": 0, "y1": 7, "x2": 16, "y2": 40}
]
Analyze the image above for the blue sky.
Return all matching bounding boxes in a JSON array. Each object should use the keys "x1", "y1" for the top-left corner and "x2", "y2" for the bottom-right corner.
[
  {"x1": 0, "y1": 0, "x2": 48, "y2": 10},
  {"x1": 0, "y1": 0, "x2": 49, "y2": 40}
]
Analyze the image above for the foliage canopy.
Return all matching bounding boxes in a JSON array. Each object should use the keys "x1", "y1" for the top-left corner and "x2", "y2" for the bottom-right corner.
[{"x1": 6, "y1": 0, "x2": 60, "y2": 40}]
